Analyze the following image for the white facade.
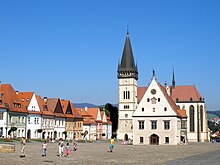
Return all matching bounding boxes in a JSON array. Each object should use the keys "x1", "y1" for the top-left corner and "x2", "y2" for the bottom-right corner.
[
  {"x1": 54, "y1": 118, "x2": 65, "y2": 139},
  {"x1": 26, "y1": 93, "x2": 42, "y2": 139},
  {"x1": 117, "y1": 78, "x2": 137, "y2": 140},
  {"x1": 133, "y1": 78, "x2": 184, "y2": 145},
  {"x1": 0, "y1": 108, "x2": 8, "y2": 138}
]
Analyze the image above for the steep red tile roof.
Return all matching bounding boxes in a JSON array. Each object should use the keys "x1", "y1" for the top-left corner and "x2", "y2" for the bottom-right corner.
[
  {"x1": 37, "y1": 96, "x2": 54, "y2": 116},
  {"x1": 87, "y1": 108, "x2": 102, "y2": 122},
  {"x1": 17, "y1": 92, "x2": 34, "y2": 107},
  {"x1": 172, "y1": 86, "x2": 203, "y2": 102},
  {"x1": 158, "y1": 83, "x2": 187, "y2": 118},
  {"x1": 47, "y1": 98, "x2": 65, "y2": 118},
  {"x1": 0, "y1": 84, "x2": 27, "y2": 113},
  {"x1": 76, "y1": 108, "x2": 96, "y2": 124},
  {"x1": 137, "y1": 87, "x2": 147, "y2": 103}
]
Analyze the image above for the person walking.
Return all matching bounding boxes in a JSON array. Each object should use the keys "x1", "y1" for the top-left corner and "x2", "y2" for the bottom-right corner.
[
  {"x1": 42, "y1": 141, "x2": 47, "y2": 157},
  {"x1": 58, "y1": 138, "x2": 64, "y2": 157},
  {"x1": 73, "y1": 139, "x2": 78, "y2": 151},
  {"x1": 20, "y1": 137, "x2": 26, "y2": 158},
  {"x1": 66, "y1": 142, "x2": 70, "y2": 157},
  {"x1": 109, "y1": 136, "x2": 114, "y2": 153}
]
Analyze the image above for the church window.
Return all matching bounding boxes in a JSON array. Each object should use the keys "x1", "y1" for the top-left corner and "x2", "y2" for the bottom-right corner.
[
  {"x1": 164, "y1": 107, "x2": 167, "y2": 111},
  {"x1": 124, "y1": 105, "x2": 129, "y2": 109},
  {"x1": 200, "y1": 105, "x2": 203, "y2": 132},
  {"x1": 123, "y1": 91, "x2": 130, "y2": 100},
  {"x1": 125, "y1": 114, "x2": 128, "y2": 118},
  {"x1": 140, "y1": 137, "x2": 143, "y2": 143},
  {"x1": 34, "y1": 118, "x2": 37, "y2": 124},
  {"x1": 164, "y1": 121, "x2": 170, "y2": 130},
  {"x1": 142, "y1": 108, "x2": 144, "y2": 112},
  {"x1": 151, "y1": 121, "x2": 157, "y2": 130},
  {"x1": 165, "y1": 137, "x2": 169, "y2": 144},
  {"x1": 139, "y1": 121, "x2": 144, "y2": 130},
  {"x1": 153, "y1": 108, "x2": 155, "y2": 112},
  {"x1": 189, "y1": 105, "x2": 195, "y2": 132}
]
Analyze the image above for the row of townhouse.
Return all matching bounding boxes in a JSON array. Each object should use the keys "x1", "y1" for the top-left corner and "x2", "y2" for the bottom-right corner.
[{"x1": 0, "y1": 83, "x2": 112, "y2": 140}]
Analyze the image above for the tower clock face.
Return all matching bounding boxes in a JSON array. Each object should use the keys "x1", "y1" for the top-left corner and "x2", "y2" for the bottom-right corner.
[{"x1": 151, "y1": 89, "x2": 156, "y2": 95}]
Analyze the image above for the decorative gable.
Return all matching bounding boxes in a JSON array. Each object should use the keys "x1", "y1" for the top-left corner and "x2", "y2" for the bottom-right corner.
[
  {"x1": 54, "y1": 99, "x2": 63, "y2": 114},
  {"x1": 133, "y1": 78, "x2": 177, "y2": 117},
  {"x1": 97, "y1": 109, "x2": 102, "y2": 121},
  {"x1": 65, "y1": 102, "x2": 72, "y2": 114},
  {"x1": 27, "y1": 93, "x2": 40, "y2": 112}
]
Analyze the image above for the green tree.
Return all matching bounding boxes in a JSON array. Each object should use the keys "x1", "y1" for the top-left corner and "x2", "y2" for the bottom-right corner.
[
  {"x1": 10, "y1": 127, "x2": 17, "y2": 138},
  {"x1": 105, "y1": 103, "x2": 118, "y2": 138}
]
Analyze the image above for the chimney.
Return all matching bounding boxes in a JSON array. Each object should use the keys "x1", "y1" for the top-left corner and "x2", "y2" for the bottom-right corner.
[
  {"x1": 16, "y1": 91, "x2": 19, "y2": 95},
  {"x1": 85, "y1": 107, "x2": 88, "y2": 111},
  {"x1": 44, "y1": 97, "x2": 48, "y2": 103}
]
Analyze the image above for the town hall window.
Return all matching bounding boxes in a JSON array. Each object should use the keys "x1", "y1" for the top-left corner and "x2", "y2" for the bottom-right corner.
[
  {"x1": 139, "y1": 121, "x2": 144, "y2": 130},
  {"x1": 151, "y1": 97, "x2": 157, "y2": 104},
  {"x1": 151, "y1": 120, "x2": 157, "y2": 130},
  {"x1": 142, "y1": 108, "x2": 144, "y2": 112},
  {"x1": 164, "y1": 120, "x2": 170, "y2": 130},
  {"x1": 165, "y1": 137, "x2": 169, "y2": 144},
  {"x1": 140, "y1": 137, "x2": 144, "y2": 143}
]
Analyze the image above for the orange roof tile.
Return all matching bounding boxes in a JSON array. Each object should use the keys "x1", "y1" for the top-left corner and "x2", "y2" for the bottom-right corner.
[
  {"x1": 137, "y1": 87, "x2": 147, "y2": 103},
  {"x1": 172, "y1": 86, "x2": 203, "y2": 102},
  {"x1": 0, "y1": 84, "x2": 27, "y2": 113}
]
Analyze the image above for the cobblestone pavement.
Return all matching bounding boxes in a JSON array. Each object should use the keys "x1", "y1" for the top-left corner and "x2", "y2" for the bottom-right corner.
[{"x1": 0, "y1": 141, "x2": 220, "y2": 165}]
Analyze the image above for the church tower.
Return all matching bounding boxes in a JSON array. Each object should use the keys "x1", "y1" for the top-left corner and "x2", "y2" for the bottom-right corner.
[{"x1": 117, "y1": 31, "x2": 138, "y2": 140}]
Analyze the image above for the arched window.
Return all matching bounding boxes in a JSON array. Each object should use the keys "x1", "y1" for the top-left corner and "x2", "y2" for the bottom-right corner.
[
  {"x1": 200, "y1": 105, "x2": 203, "y2": 132},
  {"x1": 190, "y1": 105, "x2": 195, "y2": 132}
]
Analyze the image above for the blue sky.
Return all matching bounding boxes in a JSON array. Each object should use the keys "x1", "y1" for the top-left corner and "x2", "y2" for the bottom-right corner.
[{"x1": 0, "y1": 1, "x2": 220, "y2": 110}]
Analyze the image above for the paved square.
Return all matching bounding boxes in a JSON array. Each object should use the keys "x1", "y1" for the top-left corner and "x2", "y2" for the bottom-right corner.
[{"x1": 0, "y1": 141, "x2": 220, "y2": 165}]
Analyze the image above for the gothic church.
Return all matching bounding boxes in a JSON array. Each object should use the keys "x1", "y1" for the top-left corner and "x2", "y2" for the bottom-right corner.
[{"x1": 117, "y1": 32, "x2": 209, "y2": 145}]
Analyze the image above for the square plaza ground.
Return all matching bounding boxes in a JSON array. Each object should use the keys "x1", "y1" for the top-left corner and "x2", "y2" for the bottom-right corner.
[{"x1": 0, "y1": 141, "x2": 220, "y2": 165}]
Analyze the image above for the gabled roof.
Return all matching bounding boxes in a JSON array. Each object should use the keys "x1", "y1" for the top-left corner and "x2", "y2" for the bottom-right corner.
[
  {"x1": 17, "y1": 92, "x2": 34, "y2": 107},
  {"x1": 37, "y1": 96, "x2": 54, "y2": 116},
  {"x1": 76, "y1": 108, "x2": 96, "y2": 124},
  {"x1": 172, "y1": 86, "x2": 203, "y2": 102},
  {"x1": 158, "y1": 83, "x2": 187, "y2": 118},
  {"x1": 0, "y1": 84, "x2": 27, "y2": 113},
  {"x1": 61, "y1": 100, "x2": 74, "y2": 118},
  {"x1": 47, "y1": 98, "x2": 65, "y2": 118},
  {"x1": 137, "y1": 87, "x2": 148, "y2": 103},
  {"x1": 86, "y1": 107, "x2": 102, "y2": 122}
]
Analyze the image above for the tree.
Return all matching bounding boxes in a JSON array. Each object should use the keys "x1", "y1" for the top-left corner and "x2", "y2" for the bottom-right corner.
[
  {"x1": 10, "y1": 127, "x2": 17, "y2": 138},
  {"x1": 105, "y1": 103, "x2": 118, "y2": 138}
]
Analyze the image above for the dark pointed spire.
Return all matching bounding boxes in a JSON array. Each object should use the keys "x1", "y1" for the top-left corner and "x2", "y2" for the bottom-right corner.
[
  {"x1": 117, "y1": 31, "x2": 138, "y2": 80},
  {"x1": 172, "y1": 68, "x2": 175, "y2": 88},
  {"x1": 152, "y1": 69, "x2": 156, "y2": 80}
]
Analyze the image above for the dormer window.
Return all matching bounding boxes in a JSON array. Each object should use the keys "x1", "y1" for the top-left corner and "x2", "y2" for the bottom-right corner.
[
  {"x1": 176, "y1": 98, "x2": 179, "y2": 102},
  {"x1": 18, "y1": 104, "x2": 21, "y2": 108},
  {"x1": 22, "y1": 98, "x2": 24, "y2": 102},
  {"x1": 0, "y1": 93, "x2": 3, "y2": 98},
  {"x1": 0, "y1": 100, "x2": 2, "y2": 105},
  {"x1": 190, "y1": 98, "x2": 193, "y2": 101},
  {"x1": 14, "y1": 103, "x2": 17, "y2": 108},
  {"x1": 26, "y1": 98, "x2": 29, "y2": 102}
]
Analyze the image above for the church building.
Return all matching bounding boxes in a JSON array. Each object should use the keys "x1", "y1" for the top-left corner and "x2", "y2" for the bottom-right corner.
[{"x1": 117, "y1": 32, "x2": 209, "y2": 145}]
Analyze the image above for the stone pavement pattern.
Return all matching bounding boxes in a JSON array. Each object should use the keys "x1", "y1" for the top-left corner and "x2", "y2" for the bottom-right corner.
[{"x1": 0, "y1": 141, "x2": 220, "y2": 165}]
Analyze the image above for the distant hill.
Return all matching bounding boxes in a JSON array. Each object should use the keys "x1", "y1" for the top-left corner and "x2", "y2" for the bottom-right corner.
[
  {"x1": 207, "y1": 110, "x2": 220, "y2": 118},
  {"x1": 207, "y1": 113, "x2": 219, "y2": 119},
  {"x1": 72, "y1": 103, "x2": 98, "y2": 108},
  {"x1": 72, "y1": 103, "x2": 118, "y2": 108}
]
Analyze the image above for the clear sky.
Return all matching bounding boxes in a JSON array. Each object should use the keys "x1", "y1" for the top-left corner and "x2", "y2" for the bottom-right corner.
[{"x1": 0, "y1": 0, "x2": 220, "y2": 110}]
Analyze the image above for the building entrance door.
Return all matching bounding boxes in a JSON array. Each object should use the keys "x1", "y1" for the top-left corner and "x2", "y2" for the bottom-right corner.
[{"x1": 150, "y1": 134, "x2": 159, "y2": 145}]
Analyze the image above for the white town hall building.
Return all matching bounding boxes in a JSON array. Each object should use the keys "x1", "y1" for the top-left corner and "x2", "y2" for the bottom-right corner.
[{"x1": 117, "y1": 32, "x2": 209, "y2": 145}]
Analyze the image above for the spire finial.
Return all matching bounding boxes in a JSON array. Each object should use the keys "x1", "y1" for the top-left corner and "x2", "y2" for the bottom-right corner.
[
  {"x1": 172, "y1": 67, "x2": 175, "y2": 88},
  {"x1": 127, "y1": 25, "x2": 129, "y2": 35},
  {"x1": 152, "y1": 69, "x2": 156, "y2": 80}
]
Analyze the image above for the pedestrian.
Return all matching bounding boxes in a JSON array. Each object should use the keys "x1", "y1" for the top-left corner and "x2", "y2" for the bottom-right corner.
[
  {"x1": 73, "y1": 139, "x2": 78, "y2": 151},
  {"x1": 20, "y1": 137, "x2": 26, "y2": 158},
  {"x1": 66, "y1": 142, "x2": 70, "y2": 157},
  {"x1": 109, "y1": 136, "x2": 114, "y2": 153},
  {"x1": 58, "y1": 138, "x2": 64, "y2": 157},
  {"x1": 42, "y1": 141, "x2": 47, "y2": 157}
]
